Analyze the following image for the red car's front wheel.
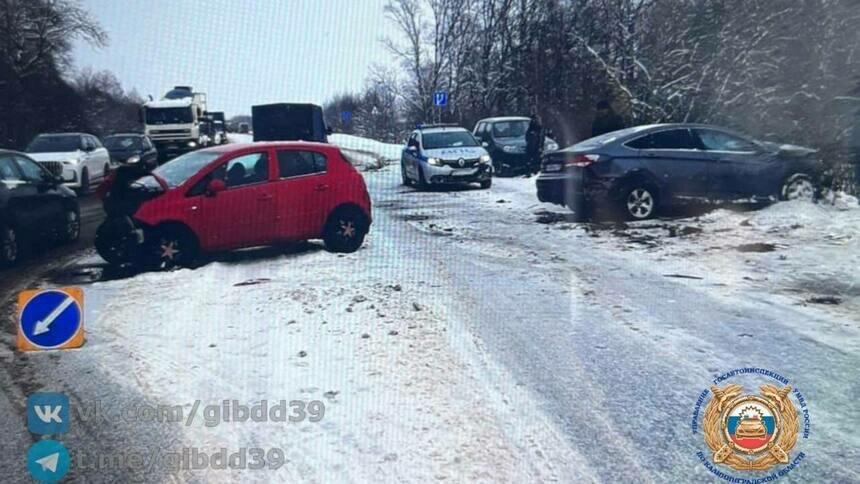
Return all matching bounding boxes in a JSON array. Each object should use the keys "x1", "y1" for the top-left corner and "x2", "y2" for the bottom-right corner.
[{"x1": 142, "y1": 225, "x2": 200, "y2": 270}]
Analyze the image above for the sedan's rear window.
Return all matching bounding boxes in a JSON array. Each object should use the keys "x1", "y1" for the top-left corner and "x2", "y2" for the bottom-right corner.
[
  {"x1": 627, "y1": 129, "x2": 699, "y2": 150},
  {"x1": 574, "y1": 125, "x2": 651, "y2": 150}
]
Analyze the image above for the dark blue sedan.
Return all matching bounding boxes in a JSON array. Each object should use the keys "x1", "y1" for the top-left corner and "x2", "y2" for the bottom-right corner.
[{"x1": 536, "y1": 124, "x2": 823, "y2": 220}]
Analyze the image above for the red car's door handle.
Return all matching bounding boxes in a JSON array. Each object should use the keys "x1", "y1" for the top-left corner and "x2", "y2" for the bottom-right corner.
[{"x1": 314, "y1": 184, "x2": 329, "y2": 192}]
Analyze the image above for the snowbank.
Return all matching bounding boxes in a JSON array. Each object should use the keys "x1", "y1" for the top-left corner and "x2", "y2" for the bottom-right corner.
[
  {"x1": 227, "y1": 133, "x2": 253, "y2": 144},
  {"x1": 228, "y1": 132, "x2": 402, "y2": 171},
  {"x1": 330, "y1": 134, "x2": 402, "y2": 171},
  {"x1": 481, "y1": 175, "x2": 860, "y2": 322}
]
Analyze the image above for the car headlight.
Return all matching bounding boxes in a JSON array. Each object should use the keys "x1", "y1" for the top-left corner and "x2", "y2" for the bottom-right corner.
[
  {"x1": 188, "y1": 141, "x2": 197, "y2": 148},
  {"x1": 64, "y1": 159, "x2": 78, "y2": 165},
  {"x1": 479, "y1": 154, "x2": 491, "y2": 164},
  {"x1": 546, "y1": 142, "x2": 559, "y2": 151},
  {"x1": 427, "y1": 157, "x2": 442, "y2": 166},
  {"x1": 126, "y1": 155, "x2": 140, "y2": 164}
]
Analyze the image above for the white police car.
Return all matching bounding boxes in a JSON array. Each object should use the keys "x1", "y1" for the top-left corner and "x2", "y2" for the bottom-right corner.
[{"x1": 401, "y1": 125, "x2": 493, "y2": 189}]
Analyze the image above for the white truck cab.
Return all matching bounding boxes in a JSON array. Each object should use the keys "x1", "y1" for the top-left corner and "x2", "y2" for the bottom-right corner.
[{"x1": 142, "y1": 86, "x2": 208, "y2": 160}]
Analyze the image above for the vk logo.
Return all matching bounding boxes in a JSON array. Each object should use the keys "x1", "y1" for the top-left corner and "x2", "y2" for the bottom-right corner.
[{"x1": 27, "y1": 393, "x2": 69, "y2": 435}]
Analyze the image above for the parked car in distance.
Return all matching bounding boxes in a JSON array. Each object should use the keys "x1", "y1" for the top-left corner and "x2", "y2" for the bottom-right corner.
[
  {"x1": 473, "y1": 116, "x2": 559, "y2": 175},
  {"x1": 536, "y1": 123, "x2": 823, "y2": 221},
  {"x1": 238, "y1": 123, "x2": 250, "y2": 134},
  {"x1": 94, "y1": 141, "x2": 372, "y2": 269},
  {"x1": 401, "y1": 124, "x2": 493, "y2": 189},
  {"x1": 103, "y1": 134, "x2": 159, "y2": 171},
  {"x1": 25, "y1": 132, "x2": 112, "y2": 193},
  {"x1": 0, "y1": 150, "x2": 80, "y2": 267}
]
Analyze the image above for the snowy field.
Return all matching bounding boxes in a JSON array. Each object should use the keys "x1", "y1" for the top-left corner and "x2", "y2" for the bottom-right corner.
[{"x1": 4, "y1": 134, "x2": 858, "y2": 482}]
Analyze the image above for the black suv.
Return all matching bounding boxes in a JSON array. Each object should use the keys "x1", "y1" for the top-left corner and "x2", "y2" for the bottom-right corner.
[
  {"x1": 473, "y1": 116, "x2": 559, "y2": 175},
  {"x1": 0, "y1": 150, "x2": 80, "y2": 266}
]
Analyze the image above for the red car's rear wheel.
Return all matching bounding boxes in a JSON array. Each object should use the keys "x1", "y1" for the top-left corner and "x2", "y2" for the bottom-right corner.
[{"x1": 323, "y1": 206, "x2": 368, "y2": 253}]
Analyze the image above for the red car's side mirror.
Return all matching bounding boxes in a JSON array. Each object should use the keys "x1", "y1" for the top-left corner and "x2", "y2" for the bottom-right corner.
[{"x1": 206, "y1": 178, "x2": 226, "y2": 196}]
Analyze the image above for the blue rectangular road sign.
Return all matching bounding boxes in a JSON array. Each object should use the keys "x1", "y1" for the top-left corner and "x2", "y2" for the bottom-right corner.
[{"x1": 434, "y1": 91, "x2": 448, "y2": 107}]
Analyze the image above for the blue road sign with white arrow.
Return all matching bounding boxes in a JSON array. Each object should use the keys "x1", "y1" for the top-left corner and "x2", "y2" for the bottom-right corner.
[
  {"x1": 434, "y1": 91, "x2": 448, "y2": 107},
  {"x1": 19, "y1": 290, "x2": 82, "y2": 349}
]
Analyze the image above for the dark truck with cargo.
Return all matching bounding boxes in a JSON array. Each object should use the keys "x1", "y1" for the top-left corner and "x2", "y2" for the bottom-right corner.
[
  {"x1": 251, "y1": 103, "x2": 329, "y2": 143},
  {"x1": 206, "y1": 111, "x2": 227, "y2": 144}
]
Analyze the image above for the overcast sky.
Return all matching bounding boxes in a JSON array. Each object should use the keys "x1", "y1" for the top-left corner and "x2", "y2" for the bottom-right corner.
[{"x1": 73, "y1": 0, "x2": 393, "y2": 117}]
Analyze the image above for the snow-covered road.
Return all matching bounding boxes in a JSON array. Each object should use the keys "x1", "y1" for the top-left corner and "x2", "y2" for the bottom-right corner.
[
  {"x1": 1, "y1": 135, "x2": 858, "y2": 482},
  {"x1": 364, "y1": 161, "x2": 860, "y2": 482}
]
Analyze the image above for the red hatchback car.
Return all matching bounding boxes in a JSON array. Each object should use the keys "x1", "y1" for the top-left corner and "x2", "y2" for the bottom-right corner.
[{"x1": 95, "y1": 142, "x2": 372, "y2": 269}]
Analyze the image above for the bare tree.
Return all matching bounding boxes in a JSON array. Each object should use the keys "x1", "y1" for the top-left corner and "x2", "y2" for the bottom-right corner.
[{"x1": 0, "y1": 0, "x2": 106, "y2": 79}]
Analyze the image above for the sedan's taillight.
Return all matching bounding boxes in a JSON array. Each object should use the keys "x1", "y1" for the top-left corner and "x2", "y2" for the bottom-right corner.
[{"x1": 565, "y1": 154, "x2": 601, "y2": 167}]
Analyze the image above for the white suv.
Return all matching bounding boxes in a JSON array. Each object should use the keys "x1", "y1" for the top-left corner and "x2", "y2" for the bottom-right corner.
[{"x1": 25, "y1": 133, "x2": 112, "y2": 193}]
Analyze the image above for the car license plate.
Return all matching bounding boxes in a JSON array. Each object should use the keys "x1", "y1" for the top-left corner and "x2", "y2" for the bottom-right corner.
[
  {"x1": 452, "y1": 168, "x2": 476, "y2": 176},
  {"x1": 544, "y1": 163, "x2": 562, "y2": 172}
]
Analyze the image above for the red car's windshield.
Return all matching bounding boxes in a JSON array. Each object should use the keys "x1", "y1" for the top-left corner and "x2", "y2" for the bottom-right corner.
[{"x1": 152, "y1": 151, "x2": 220, "y2": 188}]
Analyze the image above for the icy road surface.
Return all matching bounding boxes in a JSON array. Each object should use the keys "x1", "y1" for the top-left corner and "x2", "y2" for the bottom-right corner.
[{"x1": 1, "y1": 134, "x2": 858, "y2": 482}]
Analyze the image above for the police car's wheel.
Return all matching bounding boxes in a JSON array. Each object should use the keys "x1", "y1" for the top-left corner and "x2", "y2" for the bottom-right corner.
[
  {"x1": 323, "y1": 207, "x2": 368, "y2": 253},
  {"x1": 480, "y1": 178, "x2": 492, "y2": 189},
  {"x1": 401, "y1": 162, "x2": 412, "y2": 186},
  {"x1": 416, "y1": 166, "x2": 429, "y2": 190},
  {"x1": 0, "y1": 224, "x2": 20, "y2": 267}
]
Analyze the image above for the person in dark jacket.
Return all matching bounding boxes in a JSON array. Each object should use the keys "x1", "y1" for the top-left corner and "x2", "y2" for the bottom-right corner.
[
  {"x1": 525, "y1": 114, "x2": 545, "y2": 173},
  {"x1": 591, "y1": 100, "x2": 625, "y2": 138}
]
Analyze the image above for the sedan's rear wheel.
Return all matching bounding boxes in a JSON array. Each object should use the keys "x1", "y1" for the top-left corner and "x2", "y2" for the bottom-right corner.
[
  {"x1": 618, "y1": 184, "x2": 659, "y2": 221},
  {"x1": 781, "y1": 174, "x2": 816, "y2": 201},
  {"x1": 0, "y1": 225, "x2": 20, "y2": 267}
]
